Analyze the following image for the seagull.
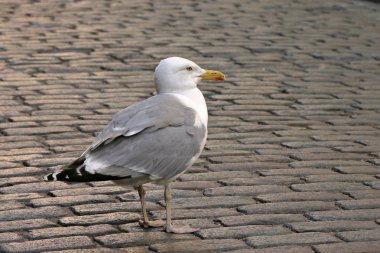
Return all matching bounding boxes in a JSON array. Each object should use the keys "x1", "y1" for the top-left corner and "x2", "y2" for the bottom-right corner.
[{"x1": 44, "y1": 57, "x2": 225, "y2": 233}]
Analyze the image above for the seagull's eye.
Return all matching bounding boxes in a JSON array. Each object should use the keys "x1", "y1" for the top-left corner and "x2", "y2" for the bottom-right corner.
[{"x1": 186, "y1": 66, "x2": 193, "y2": 71}]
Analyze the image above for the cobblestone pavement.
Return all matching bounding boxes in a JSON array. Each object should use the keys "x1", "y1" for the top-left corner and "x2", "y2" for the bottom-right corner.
[{"x1": 0, "y1": 0, "x2": 379, "y2": 252}]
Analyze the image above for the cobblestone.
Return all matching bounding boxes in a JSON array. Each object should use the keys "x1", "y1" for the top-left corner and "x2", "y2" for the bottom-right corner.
[
  {"x1": 29, "y1": 224, "x2": 118, "y2": 239},
  {"x1": 0, "y1": 219, "x2": 56, "y2": 233},
  {"x1": 72, "y1": 202, "x2": 161, "y2": 215},
  {"x1": 196, "y1": 225, "x2": 290, "y2": 239},
  {"x1": 345, "y1": 190, "x2": 380, "y2": 199},
  {"x1": 50, "y1": 186, "x2": 128, "y2": 197},
  {"x1": 237, "y1": 246, "x2": 315, "y2": 253},
  {"x1": 150, "y1": 207, "x2": 239, "y2": 220},
  {"x1": 337, "y1": 198, "x2": 380, "y2": 209},
  {"x1": 313, "y1": 241, "x2": 380, "y2": 253},
  {"x1": 238, "y1": 201, "x2": 336, "y2": 214},
  {"x1": 0, "y1": 167, "x2": 45, "y2": 177},
  {"x1": 0, "y1": 193, "x2": 45, "y2": 202},
  {"x1": 337, "y1": 229, "x2": 380, "y2": 242},
  {"x1": 120, "y1": 189, "x2": 202, "y2": 202},
  {"x1": 256, "y1": 192, "x2": 350, "y2": 202},
  {"x1": 288, "y1": 220, "x2": 379, "y2": 233},
  {"x1": 0, "y1": 0, "x2": 379, "y2": 251},
  {"x1": 0, "y1": 236, "x2": 95, "y2": 253},
  {"x1": 260, "y1": 168, "x2": 334, "y2": 176},
  {"x1": 149, "y1": 239, "x2": 248, "y2": 253},
  {"x1": 0, "y1": 233, "x2": 23, "y2": 243},
  {"x1": 43, "y1": 249, "x2": 121, "y2": 253},
  {"x1": 95, "y1": 232, "x2": 196, "y2": 247},
  {"x1": 0, "y1": 206, "x2": 70, "y2": 221},
  {"x1": 218, "y1": 214, "x2": 307, "y2": 226},
  {"x1": 220, "y1": 176, "x2": 301, "y2": 186},
  {"x1": 203, "y1": 185, "x2": 291, "y2": 196},
  {"x1": 30, "y1": 194, "x2": 114, "y2": 207},
  {"x1": 290, "y1": 182, "x2": 369, "y2": 192},
  {"x1": 0, "y1": 176, "x2": 40, "y2": 187},
  {"x1": 0, "y1": 181, "x2": 86, "y2": 194},
  {"x1": 302, "y1": 174, "x2": 375, "y2": 183},
  {"x1": 246, "y1": 232, "x2": 340, "y2": 248},
  {"x1": 59, "y1": 212, "x2": 140, "y2": 226},
  {"x1": 306, "y1": 209, "x2": 380, "y2": 221},
  {"x1": 0, "y1": 202, "x2": 25, "y2": 211},
  {"x1": 159, "y1": 196, "x2": 255, "y2": 209}
]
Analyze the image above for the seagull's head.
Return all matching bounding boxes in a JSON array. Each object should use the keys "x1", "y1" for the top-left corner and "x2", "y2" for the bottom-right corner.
[{"x1": 154, "y1": 57, "x2": 225, "y2": 93}]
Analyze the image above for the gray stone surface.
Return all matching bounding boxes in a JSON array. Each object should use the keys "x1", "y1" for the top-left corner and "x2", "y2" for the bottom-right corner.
[
  {"x1": 0, "y1": 219, "x2": 57, "y2": 233},
  {"x1": 0, "y1": 233, "x2": 23, "y2": 243},
  {"x1": 306, "y1": 209, "x2": 380, "y2": 221},
  {"x1": 95, "y1": 232, "x2": 196, "y2": 247},
  {"x1": 29, "y1": 224, "x2": 118, "y2": 239},
  {"x1": 246, "y1": 232, "x2": 340, "y2": 248},
  {"x1": 0, "y1": 236, "x2": 95, "y2": 253},
  {"x1": 229, "y1": 246, "x2": 315, "y2": 253},
  {"x1": 238, "y1": 201, "x2": 336, "y2": 214},
  {"x1": 196, "y1": 225, "x2": 290, "y2": 239},
  {"x1": 59, "y1": 212, "x2": 140, "y2": 226},
  {"x1": 337, "y1": 229, "x2": 380, "y2": 242},
  {"x1": 313, "y1": 241, "x2": 380, "y2": 253},
  {"x1": 0, "y1": 206, "x2": 70, "y2": 221},
  {"x1": 0, "y1": 0, "x2": 379, "y2": 252},
  {"x1": 149, "y1": 239, "x2": 248, "y2": 252},
  {"x1": 30, "y1": 194, "x2": 114, "y2": 207},
  {"x1": 288, "y1": 220, "x2": 379, "y2": 232},
  {"x1": 218, "y1": 213, "x2": 307, "y2": 226},
  {"x1": 337, "y1": 198, "x2": 380, "y2": 209}
]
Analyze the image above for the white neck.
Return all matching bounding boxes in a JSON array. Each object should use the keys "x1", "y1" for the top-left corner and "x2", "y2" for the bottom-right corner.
[{"x1": 160, "y1": 88, "x2": 208, "y2": 127}]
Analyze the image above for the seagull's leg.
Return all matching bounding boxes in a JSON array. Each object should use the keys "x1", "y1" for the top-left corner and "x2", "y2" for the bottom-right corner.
[
  {"x1": 164, "y1": 183, "x2": 199, "y2": 233},
  {"x1": 138, "y1": 185, "x2": 149, "y2": 224},
  {"x1": 137, "y1": 185, "x2": 165, "y2": 228}
]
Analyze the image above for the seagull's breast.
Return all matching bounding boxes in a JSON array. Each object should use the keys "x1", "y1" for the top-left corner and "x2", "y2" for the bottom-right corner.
[{"x1": 165, "y1": 88, "x2": 208, "y2": 128}]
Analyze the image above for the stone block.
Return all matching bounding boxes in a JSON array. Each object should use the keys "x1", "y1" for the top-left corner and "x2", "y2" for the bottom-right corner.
[
  {"x1": 196, "y1": 224, "x2": 290, "y2": 239},
  {"x1": 96, "y1": 232, "x2": 196, "y2": 247},
  {"x1": 289, "y1": 220, "x2": 379, "y2": 232},
  {"x1": 246, "y1": 232, "x2": 340, "y2": 248},
  {"x1": 30, "y1": 194, "x2": 113, "y2": 207},
  {"x1": 313, "y1": 241, "x2": 380, "y2": 253},
  {"x1": 203, "y1": 185, "x2": 291, "y2": 196},
  {"x1": 238, "y1": 201, "x2": 336, "y2": 214},
  {"x1": 59, "y1": 212, "x2": 140, "y2": 226},
  {"x1": 29, "y1": 224, "x2": 118, "y2": 239},
  {"x1": 306, "y1": 209, "x2": 380, "y2": 221},
  {"x1": 0, "y1": 236, "x2": 94, "y2": 253},
  {"x1": 256, "y1": 192, "x2": 350, "y2": 202},
  {"x1": 218, "y1": 213, "x2": 307, "y2": 226},
  {"x1": 0, "y1": 206, "x2": 69, "y2": 221},
  {"x1": 149, "y1": 239, "x2": 248, "y2": 253},
  {"x1": 337, "y1": 229, "x2": 380, "y2": 242}
]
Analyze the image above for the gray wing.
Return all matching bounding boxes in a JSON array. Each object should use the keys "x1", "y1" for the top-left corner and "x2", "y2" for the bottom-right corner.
[
  {"x1": 84, "y1": 94, "x2": 193, "y2": 153},
  {"x1": 83, "y1": 94, "x2": 206, "y2": 180}
]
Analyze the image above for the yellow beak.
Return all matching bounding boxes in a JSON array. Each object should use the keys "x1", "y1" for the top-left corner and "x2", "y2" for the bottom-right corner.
[{"x1": 201, "y1": 70, "x2": 225, "y2": 81}]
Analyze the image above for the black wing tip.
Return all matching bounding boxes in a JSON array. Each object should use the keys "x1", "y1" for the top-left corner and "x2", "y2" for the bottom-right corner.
[
  {"x1": 44, "y1": 170, "x2": 72, "y2": 182},
  {"x1": 43, "y1": 173, "x2": 56, "y2": 181},
  {"x1": 43, "y1": 167, "x2": 132, "y2": 182}
]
